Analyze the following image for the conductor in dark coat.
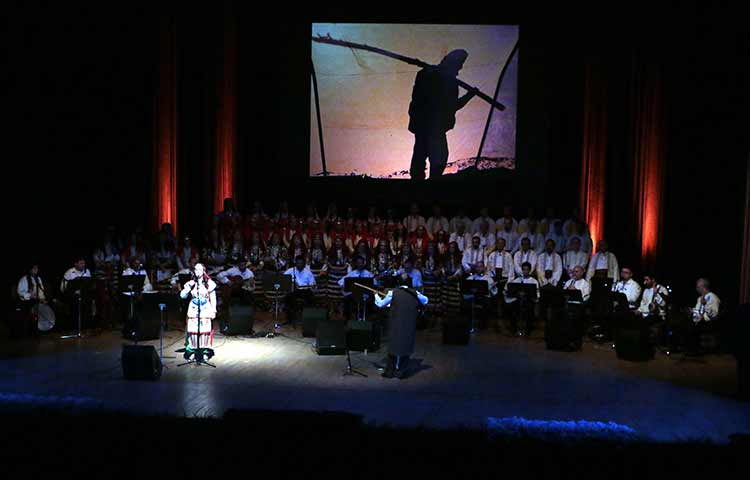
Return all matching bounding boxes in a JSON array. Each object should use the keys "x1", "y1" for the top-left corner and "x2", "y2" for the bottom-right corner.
[
  {"x1": 374, "y1": 279, "x2": 428, "y2": 378},
  {"x1": 407, "y1": 49, "x2": 477, "y2": 180}
]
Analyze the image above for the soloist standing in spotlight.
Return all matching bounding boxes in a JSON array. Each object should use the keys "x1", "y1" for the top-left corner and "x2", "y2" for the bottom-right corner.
[
  {"x1": 374, "y1": 280, "x2": 428, "y2": 379},
  {"x1": 180, "y1": 263, "x2": 217, "y2": 362}
]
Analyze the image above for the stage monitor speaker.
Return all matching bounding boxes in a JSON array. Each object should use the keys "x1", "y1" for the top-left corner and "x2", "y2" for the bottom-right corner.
[
  {"x1": 315, "y1": 319, "x2": 346, "y2": 355},
  {"x1": 223, "y1": 304, "x2": 254, "y2": 335},
  {"x1": 442, "y1": 317, "x2": 470, "y2": 345},
  {"x1": 303, "y1": 307, "x2": 328, "y2": 338},
  {"x1": 614, "y1": 327, "x2": 654, "y2": 361},
  {"x1": 122, "y1": 345, "x2": 162, "y2": 380},
  {"x1": 346, "y1": 320, "x2": 380, "y2": 352}
]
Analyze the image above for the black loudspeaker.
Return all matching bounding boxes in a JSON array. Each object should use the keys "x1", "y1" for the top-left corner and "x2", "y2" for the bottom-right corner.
[
  {"x1": 545, "y1": 310, "x2": 583, "y2": 352},
  {"x1": 346, "y1": 320, "x2": 380, "y2": 352},
  {"x1": 615, "y1": 327, "x2": 654, "y2": 361},
  {"x1": 442, "y1": 317, "x2": 470, "y2": 345},
  {"x1": 124, "y1": 295, "x2": 162, "y2": 341},
  {"x1": 315, "y1": 319, "x2": 346, "y2": 355},
  {"x1": 303, "y1": 307, "x2": 328, "y2": 337},
  {"x1": 122, "y1": 345, "x2": 162, "y2": 380},
  {"x1": 223, "y1": 304, "x2": 254, "y2": 335}
]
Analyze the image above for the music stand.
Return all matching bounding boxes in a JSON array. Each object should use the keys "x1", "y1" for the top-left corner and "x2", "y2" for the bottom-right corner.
[
  {"x1": 60, "y1": 277, "x2": 94, "y2": 339},
  {"x1": 263, "y1": 272, "x2": 292, "y2": 331},
  {"x1": 461, "y1": 279, "x2": 489, "y2": 334},
  {"x1": 507, "y1": 283, "x2": 537, "y2": 335},
  {"x1": 610, "y1": 291, "x2": 630, "y2": 312},
  {"x1": 120, "y1": 274, "x2": 146, "y2": 343},
  {"x1": 344, "y1": 277, "x2": 374, "y2": 322},
  {"x1": 150, "y1": 291, "x2": 179, "y2": 364}
]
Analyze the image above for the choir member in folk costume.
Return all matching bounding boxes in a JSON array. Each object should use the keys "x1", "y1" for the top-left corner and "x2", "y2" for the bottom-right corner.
[
  {"x1": 265, "y1": 232, "x2": 287, "y2": 271},
  {"x1": 568, "y1": 219, "x2": 593, "y2": 254},
  {"x1": 495, "y1": 206, "x2": 518, "y2": 234},
  {"x1": 325, "y1": 237, "x2": 352, "y2": 307},
  {"x1": 344, "y1": 207, "x2": 358, "y2": 234},
  {"x1": 449, "y1": 207, "x2": 472, "y2": 234},
  {"x1": 586, "y1": 240, "x2": 619, "y2": 281},
  {"x1": 518, "y1": 207, "x2": 538, "y2": 234},
  {"x1": 518, "y1": 218, "x2": 545, "y2": 254},
  {"x1": 366, "y1": 205, "x2": 381, "y2": 229},
  {"x1": 282, "y1": 216, "x2": 305, "y2": 247},
  {"x1": 403, "y1": 202, "x2": 427, "y2": 233},
  {"x1": 372, "y1": 240, "x2": 395, "y2": 278},
  {"x1": 536, "y1": 239, "x2": 563, "y2": 288},
  {"x1": 562, "y1": 237, "x2": 589, "y2": 281},
  {"x1": 496, "y1": 217, "x2": 520, "y2": 253},
  {"x1": 273, "y1": 200, "x2": 291, "y2": 228},
  {"x1": 426, "y1": 204, "x2": 449, "y2": 236},
  {"x1": 440, "y1": 242, "x2": 464, "y2": 317},
  {"x1": 304, "y1": 202, "x2": 321, "y2": 228},
  {"x1": 352, "y1": 239, "x2": 372, "y2": 266},
  {"x1": 420, "y1": 242, "x2": 442, "y2": 314},
  {"x1": 562, "y1": 207, "x2": 581, "y2": 237},
  {"x1": 396, "y1": 243, "x2": 414, "y2": 270},
  {"x1": 369, "y1": 221, "x2": 386, "y2": 250},
  {"x1": 121, "y1": 233, "x2": 147, "y2": 268},
  {"x1": 246, "y1": 231, "x2": 266, "y2": 270},
  {"x1": 513, "y1": 237, "x2": 538, "y2": 277},
  {"x1": 462, "y1": 236, "x2": 486, "y2": 272},
  {"x1": 179, "y1": 263, "x2": 217, "y2": 362},
  {"x1": 434, "y1": 230, "x2": 449, "y2": 255},
  {"x1": 324, "y1": 202, "x2": 341, "y2": 229},
  {"x1": 487, "y1": 237, "x2": 515, "y2": 284},
  {"x1": 475, "y1": 220, "x2": 496, "y2": 253},
  {"x1": 287, "y1": 233, "x2": 307, "y2": 263},
  {"x1": 471, "y1": 207, "x2": 496, "y2": 235},
  {"x1": 350, "y1": 221, "x2": 372, "y2": 252},
  {"x1": 384, "y1": 208, "x2": 401, "y2": 237},
  {"x1": 176, "y1": 236, "x2": 200, "y2": 271},
  {"x1": 539, "y1": 207, "x2": 560, "y2": 236},
  {"x1": 545, "y1": 220, "x2": 567, "y2": 254},
  {"x1": 449, "y1": 221, "x2": 472, "y2": 252},
  {"x1": 324, "y1": 220, "x2": 347, "y2": 250},
  {"x1": 374, "y1": 278, "x2": 428, "y2": 379},
  {"x1": 408, "y1": 225, "x2": 431, "y2": 260}
]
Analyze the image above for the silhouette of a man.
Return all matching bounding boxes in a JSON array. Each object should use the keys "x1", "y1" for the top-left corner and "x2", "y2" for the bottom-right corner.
[{"x1": 408, "y1": 49, "x2": 476, "y2": 180}]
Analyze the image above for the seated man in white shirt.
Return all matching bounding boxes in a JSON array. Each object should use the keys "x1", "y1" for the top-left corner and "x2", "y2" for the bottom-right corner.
[
  {"x1": 513, "y1": 237, "x2": 538, "y2": 277},
  {"x1": 471, "y1": 207, "x2": 495, "y2": 235},
  {"x1": 449, "y1": 207, "x2": 472, "y2": 234},
  {"x1": 449, "y1": 222, "x2": 472, "y2": 253},
  {"x1": 15, "y1": 265, "x2": 47, "y2": 337},
  {"x1": 611, "y1": 267, "x2": 642, "y2": 311},
  {"x1": 338, "y1": 255, "x2": 376, "y2": 320},
  {"x1": 426, "y1": 204, "x2": 449, "y2": 237},
  {"x1": 681, "y1": 278, "x2": 721, "y2": 353},
  {"x1": 536, "y1": 239, "x2": 563, "y2": 289},
  {"x1": 637, "y1": 273, "x2": 669, "y2": 322},
  {"x1": 463, "y1": 261, "x2": 497, "y2": 330},
  {"x1": 487, "y1": 238, "x2": 515, "y2": 284},
  {"x1": 283, "y1": 255, "x2": 317, "y2": 325},
  {"x1": 562, "y1": 266, "x2": 591, "y2": 303},
  {"x1": 121, "y1": 258, "x2": 153, "y2": 295},
  {"x1": 496, "y1": 217, "x2": 520, "y2": 253},
  {"x1": 393, "y1": 258, "x2": 423, "y2": 289},
  {"x1": 216, "y1": 260, "x2": 255, "y2": 303},
  {"x1": 170, "y1": 257, "x2": 198, "y2": 290},
  {"x1": 562, "y1": 237, "x2": 589, "y2": 281},
  {"x1": 503, "y1": 261, "x2": 540, "y2": 336},
  {"x1": 61, "y1": 257, "x2": 93, "y2": 294},
  {"x1": 461, "y1": 236, "x2": 486, "y2": 272}
]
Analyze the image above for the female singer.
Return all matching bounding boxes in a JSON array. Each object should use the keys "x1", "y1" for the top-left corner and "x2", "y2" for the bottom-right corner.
[{"x1": 180, "y1": 263, "x2": 217, "y2": 362}]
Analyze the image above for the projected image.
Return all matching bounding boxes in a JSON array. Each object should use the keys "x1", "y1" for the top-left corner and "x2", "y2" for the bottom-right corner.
[{"x1": 310, "y1": 23, "x2": 519, "y2": 179}]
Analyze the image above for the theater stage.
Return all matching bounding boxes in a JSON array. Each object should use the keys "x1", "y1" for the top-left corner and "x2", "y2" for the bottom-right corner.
[{"x1": 1, "y1": 313, "x2": 748, "y2": 444}]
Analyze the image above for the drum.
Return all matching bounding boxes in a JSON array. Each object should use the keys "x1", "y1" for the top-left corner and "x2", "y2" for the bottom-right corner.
[{"x1": 35, "y1": 303, "x2": 56, "y2": 331}]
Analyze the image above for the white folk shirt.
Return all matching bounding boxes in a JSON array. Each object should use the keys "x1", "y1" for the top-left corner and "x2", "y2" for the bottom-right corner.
[
  {"x1": 496, "y1": 230, "x2": 520, "y2": 253},
  {"x1": 403, "y1": 215, "x2": 426, "y2": 233},
  {"x1": 562, "y1": 278, "x2": 591, "y2": 303},
  {"x1": 495, "y1": 217, "x2": 519, "y2": 233},
  {"x1": 513, "y1": 249, "x2": 538, "y2": 276},
  {"x1": 586, "y1": 252, "x2": 619, "y2": 280},
  {"x1": 487, "y1": 250, "x2": 515, "y2": 281},
  {"x1": 338, "y1": 268, "x2": 375, "y2": 296},
  {"x1": 462, "y1": 247, "x2": 486, "y2": 272},
  {"x1": 503, "y1": 276, "x2": 540, "y2": 303},
  {"x1": 638, "y1": 285, "x2": 669, "y2": 318},
  {"x1": 121, "y1": 268, "x2": 153, "y2": 294},
  {"x1": 466, "y1": 273, "x2": 497, "y2": 297},
  {"x1": 449, "y1": 232, "x2": 472, "y2": 252},
  {"x1": 476, "y1": 232, "x2": 496, "y2": 251},
  {"x1": 563, "y1": 250, "x2": 589, "y2": 276},
  {"x1": 216, "y1": 266, "x2": 255, "y2": 284},
  {"x1": 545, "y1": 232, "x2": 567, "y2": 253},
  {"x1": 283, "y1": 266, "x2": 317, "y2": 287},
  {"x1": 611, "y1": 279, "x2": 642, "y2": 309},
  {"x1": 536, "y1": 251, "x2": 563, "y2": 287},
  {"x1": 471, "y1": 216, "x2": 496, "y2": 235},
  {"x1": 426, "y1": 216, "x2": 449, "y2": 235},
  {"x1": 60, "y1": 268, "x2": 92, "y2": 293},
  {"x1": 568, "y1": 233, "x2": 593, "y2": 254},
  {"x1": 449, "y1": 216, "x2": 473, "y2": 233},
  {"x1": 539, "y1": 217, "x2": 560, "y2": 235},
  {"x1": 519, "y1": 232, "x2": 545, "y2": 254},
  {"x1": 691, "y1": 292, "x2": 721, "y2": 323},
  {"x1": 18, "y1": 275, "x2": 46, "y2": 302}
]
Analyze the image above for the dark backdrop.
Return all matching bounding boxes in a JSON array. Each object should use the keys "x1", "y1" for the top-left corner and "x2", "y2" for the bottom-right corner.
[{"x1": 8, "y1": 4, "x2": 748, "y2": 307}]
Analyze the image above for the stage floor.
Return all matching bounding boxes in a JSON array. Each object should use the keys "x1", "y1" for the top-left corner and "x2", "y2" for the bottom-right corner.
[{"x1": 1, "y1": 312, "x2": 748, "y2": 443}]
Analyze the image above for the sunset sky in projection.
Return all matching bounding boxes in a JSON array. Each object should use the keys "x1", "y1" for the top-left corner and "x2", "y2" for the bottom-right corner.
[{"x1": 310, "y1": 24, "x2": 518, "y2": 178}]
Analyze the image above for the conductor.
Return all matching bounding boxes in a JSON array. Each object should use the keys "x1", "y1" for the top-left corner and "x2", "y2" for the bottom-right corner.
[{"x1": 374, "y1": 279, "x2": 428, "y2": 379}]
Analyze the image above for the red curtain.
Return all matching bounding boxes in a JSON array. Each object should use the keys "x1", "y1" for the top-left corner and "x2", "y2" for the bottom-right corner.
[
  {"x1": 152, "y1": 15, "x2": 178, "y2": 234},
  {"x1": 741, "y1": 157, "x2": 750, "y2": 304},
  {"x1": 630, "y1": 59, "x2": 666, "y2": 271},
  {"x1": 214, "y1": 9, "x2": 237, "y2": 214},
  {"x1": 580, "y1": 61, "x2": 608, "y2": 251}
]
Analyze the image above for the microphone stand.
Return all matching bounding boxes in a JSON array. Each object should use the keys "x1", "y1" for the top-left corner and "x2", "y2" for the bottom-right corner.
[{"x1": 178, "y1": 277, "x2": 216, "y2": 368}]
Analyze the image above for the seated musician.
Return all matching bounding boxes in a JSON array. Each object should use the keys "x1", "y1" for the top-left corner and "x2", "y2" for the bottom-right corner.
[
  {"x1": 121, "y1": 258, "x2": 153, "y2": 295},
  {"x1": 170, "y1": 257, "x2": 199, "y2": 290},
  {"x1": 682, "y1": 278, "x2": 721, "y2": 353},
  {"x1": 461, "y1": 236, "x2": 486, "y2": 272},
  {"x1": 586, "y1": 239, "x2": 619, "y2": 281},
  {"x1": 216, "y1": 260, "x2": 255, "y2": 301},
  {"x1": 536, "y1": 239, "x2": 563, "y2": 289},
  {"x1": 426, "y1": 204, "x2": 449, "y2": 236},
  {"x1": 463, "y1": 261, "x2": 497, "y2": 329},
  {"x1": 503, "y1": 261, "x2": 540, "y2": 336},
  {"x1": 496, "y1": 217, "x2": 520, "y2": 253},
  {"x1": 393, "y1": 257, "x2": 423, "y2": 289},
  {"x1": 637, "y1": 273, "x2": 669, "y2": 322},
  {"x1": 513, "y1": 237, "x2": 538, "y2": 277},
  {"x1": 338, "y1": 255, "x2": 376, "y2": 320},
  {"x1": 15, "y1": 264, "x2": 47, "y2": 337},
  {"x1": 449, "y1": 206, "x2": 472, "y2": 233},
  {"x1": 562, "y1": 266, "x2": 591, "y2": 303},
  {"x1": 283, "y1": 255, "x2": 316, "y2": 324},
  {"x1": 562, "y1": 237, "x2": 589, "y2": 280},
  {"x1": 449, "y1": 221, "x2": 471, "y2": 252},
  {"x1": 611, "y1": 267, "x2": 642, "y2": 311},
  {"x1": 60, "y1": 257, "x2": 93, "y2": 293}
]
